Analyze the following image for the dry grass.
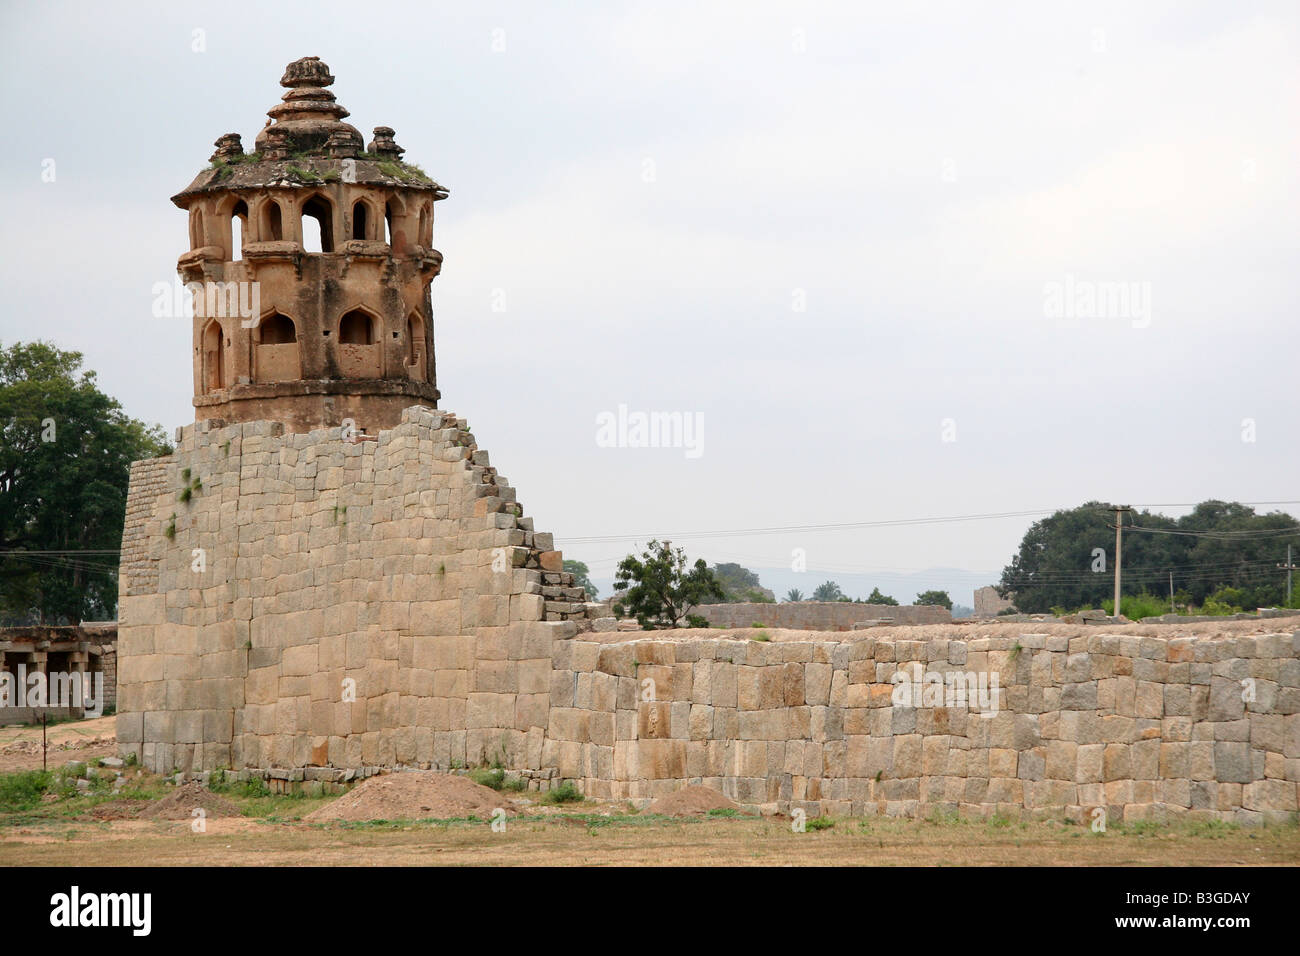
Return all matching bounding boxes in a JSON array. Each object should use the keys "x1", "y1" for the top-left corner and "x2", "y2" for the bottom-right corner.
[{"x1": 2, "y1": 806, "x2": 1296, "y2": 867}]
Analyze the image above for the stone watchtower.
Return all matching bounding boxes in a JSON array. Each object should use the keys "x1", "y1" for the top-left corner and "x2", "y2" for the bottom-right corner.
[{"x1": 173, "y1": 56, "x2": 447, "y2": 433}]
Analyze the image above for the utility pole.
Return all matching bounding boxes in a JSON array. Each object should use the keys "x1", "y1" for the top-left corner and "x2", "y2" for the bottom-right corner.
[
  {"x1": 1169, "y1": 570, "x2": 1174, "y2": 612},
  {"x1": 1279, "y1": 545, "x2": 1296, "y2": 606},
  {"x1": 1111, "y1": 506, "x2": 1131, "y2": 617}
]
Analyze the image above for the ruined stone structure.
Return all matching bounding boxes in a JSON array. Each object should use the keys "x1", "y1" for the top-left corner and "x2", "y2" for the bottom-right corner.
[
  {"x1": 974, "y1": 585, "x2": 1015, "y2": 618},
  {"x1": 692, "y1": 601, "x2": 950, "y2": 631},
  {"x1": 1, "y1": 624, "x2": 117, "y2": 723},
  {"x1": 116, "y1": 58, "x2": 1300, "y2": 823},
  {"x1": 175, "y1": 56, "x2": 444, "y2": 434}
]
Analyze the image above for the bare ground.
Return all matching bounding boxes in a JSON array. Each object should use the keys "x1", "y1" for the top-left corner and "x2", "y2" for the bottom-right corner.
[
  {"x1": 0, "y1": 715, "x2": 117, "y2": 772},
  {"x1": 2, "y1": 811, "x2": 1298, "y2": 866}
]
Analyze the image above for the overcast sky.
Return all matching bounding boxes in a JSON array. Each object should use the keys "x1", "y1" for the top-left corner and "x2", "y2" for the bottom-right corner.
[{"x1": 1, "y1": 0, "x2": 1296, "y2": 600}]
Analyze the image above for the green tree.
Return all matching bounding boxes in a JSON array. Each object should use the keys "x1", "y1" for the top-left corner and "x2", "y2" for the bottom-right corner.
[
  {"x1": 562, "y1": 559, "x2": 598, "y2": 600},
  {"x1": 865, "y1": 587, "x2": 899, "y2": 606},
  {"x1": 999, "y1": 500, "x2": 1299, "y2": 613},
  {"x1": 812, "y1": 580, "x2": 844, "y2": 602},
  {"x1": 700, "y1": 562, "x2": 774, "y2": 604},
  {"x1": 915, "y1": 589, "x2": 952, "y2": 610},
  {"x1": 0, "y1": 341, "x2": 170, "y2": 624},
  {"x1": 784, "y1": 588, "x2": 804, "y2": 602},
  {"x1": 613, "y1": 539, "x2": 725, "y2": 629}
]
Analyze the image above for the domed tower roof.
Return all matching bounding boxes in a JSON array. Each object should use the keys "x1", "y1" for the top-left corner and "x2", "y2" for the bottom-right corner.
[
  {"x1": 173, "y1": 57, "x2": 447, "y2": 435},
  {"x1": 172, "y1": 55, "x2": 449, "y2": 206}
]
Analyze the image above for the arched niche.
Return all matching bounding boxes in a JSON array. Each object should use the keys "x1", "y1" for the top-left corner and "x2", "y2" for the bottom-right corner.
[
  {"x1": 404, "y1": 312, "x2": 427, "y2": 382},
  {"x1": 336, "y1": 308, "x2": 382, "y2": 378},
  {"x1": 253, "y1": 312, "x2": 300, "y2": 383},
  {"x1": 202, "y1": 319, "x2": 226, "y2": 392}
]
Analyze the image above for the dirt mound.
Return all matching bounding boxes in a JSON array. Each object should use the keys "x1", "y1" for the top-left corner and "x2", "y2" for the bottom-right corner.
[
  {"x1": 647, "y1": 785, "x2": 741, "y2": 817},
  {"x1": 305, "y1": 772, "x2": 515, "y2": 822},
  {"x1": 89, "y1": 800, "x2": 151, "y2": 821},
  {"x1": 139, "y1": 782, "x2": 241, "y2": 820}
]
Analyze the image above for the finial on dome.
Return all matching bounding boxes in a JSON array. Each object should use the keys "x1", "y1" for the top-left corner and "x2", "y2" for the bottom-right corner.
[
  {"x1": 281, "y1": 55, "x2": 334, "y2": 88},
  {"x1": 209, "y1": 133, "x2": 244, "y2": 163},
  {"x1": 368, "y1": 126, "x2": 404, "y2": 160}
]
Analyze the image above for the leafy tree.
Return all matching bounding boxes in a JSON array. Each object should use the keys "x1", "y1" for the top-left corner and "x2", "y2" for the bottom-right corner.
[
  {"x1": 562, "y1": 559, "x2": 598, "y2": 600},
  {"x1": 0, "y1": 342, "x2": 170, "y2": 624},
  {"x1": 812, "y1": 580, "x2": 844, "y2": 602},
  {"x1": 915, "y1": 589, "x2": 952, "y2": 610},
  {"x1": 999, "y1": 500, "x2": 1300, "y2": 613},
  {"x1": 784, "y1": 588, "x2": 804, "y2": 602},
  {"x1": 700, "y1": 562, "x2": 775, "y2": 604},
  {"x1": 865, "y1": 587, "x2": 899, "y2": 606},
  {"x1": 613, "y1": 539, "x2": 725, "y2": 629}
]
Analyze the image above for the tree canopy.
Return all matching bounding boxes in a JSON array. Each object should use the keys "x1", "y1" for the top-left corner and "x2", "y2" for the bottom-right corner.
[
  {"x1": 613, "y1": 540, "x2": 725, "y2": 629},
  {"x1": 698, "y1": 562, "x2": 775, "y2": 604},
  {"x1": 562, "y1": 559, "x2": 598, "y2": 600},
  {"x1": 810, "y1": 580, "x2": 843, "y2": 602},
  {"x1": 0, "y1": 341, "x2": 171, "y2": 624},
  {"x1": 998, "y1": 500, "x2": 1300, "y2": 613},
  {"x1": 915, "y1": 589, "x2": 953, "y2": 610}
]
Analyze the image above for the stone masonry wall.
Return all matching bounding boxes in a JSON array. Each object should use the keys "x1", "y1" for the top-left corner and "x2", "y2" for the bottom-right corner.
[
  {"x1": 553, "y1": 629, "x2": 1299, "y2": 823},
  {"x1": 692, "y1": 602, "x2": 951, "y2": 630},
  {"x1": 116, "y1": 407, "x2": 591, "y2": 774},
  {"x1": 116, "y1": 409, "x2": 1299, "y2": 822}
]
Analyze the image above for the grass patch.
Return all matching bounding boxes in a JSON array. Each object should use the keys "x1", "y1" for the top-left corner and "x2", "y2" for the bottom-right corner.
[
  {"x1": 804, "y1": 816, "x2": 835, "y2": 831},
  {"x1": 469, "y1": 768, "x2": 505, "y2": 790},
  {"x1": 0, "y1": 770, "x2": 53, "y2": 812},
  {"x1": 209, "y1": 774, "x2": 271, "y2": 798},
  {"x1": 541, "y1": 782, "x2": 583, "y2": 805}
]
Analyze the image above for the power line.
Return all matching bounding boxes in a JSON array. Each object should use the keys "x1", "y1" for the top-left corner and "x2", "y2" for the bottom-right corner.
[
  {"x1": 561, "y1": 500, "x2": 1300, "y2": 545},
  {"x1": 1124, "y1": 525, "x2": 1300, "y2": 539}
]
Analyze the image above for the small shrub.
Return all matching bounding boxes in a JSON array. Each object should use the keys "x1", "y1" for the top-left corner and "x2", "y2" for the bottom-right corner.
[
  {"x1": 751, "y1": 630, "x2": 770, "y2": 642},
  {"x1": 542, "y1": 781, "x2": 582, "y2": 804},
  {"x1": 804, "y1": 816, "x2": 835, "y2": 831},
  {"x1": 469, "y1": 768, "x2": 505, "y2": 791},
  {"x1": 0, "y1": 770, "x2": 53, "y2": 811}
]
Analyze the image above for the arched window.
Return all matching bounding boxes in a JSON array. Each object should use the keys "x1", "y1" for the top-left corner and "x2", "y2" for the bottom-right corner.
[
  {"x1": 230, "y1": 200, "x2": 248, "y2": 261},
  {"x1": 302, "y1": 195, "x2": 334, "y2": 252},
  {"x1": 418, "y1": 204, "x2": 431, "y2": 246},
  {"x1": 339, "y1": 310, "x2": 373, "y2": 344},
  {"x1": 384, "y1": 201, "x2": 395, "y2": 246},
  {"x1": 352, "y1": 201, "x2": 368, "y2": 241},
  {"x1": 260, "y1": 313, "x2": 297, "y2": 344},
  {"x1": 254, "y1": 313, "x2": 299, "y2": 384},
  {"x1": 203, "y1": 320, "x2": 225, "y2": 392},
  {"x1": 261, "y1": 200, "x2": 283, "y2": 241}
]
